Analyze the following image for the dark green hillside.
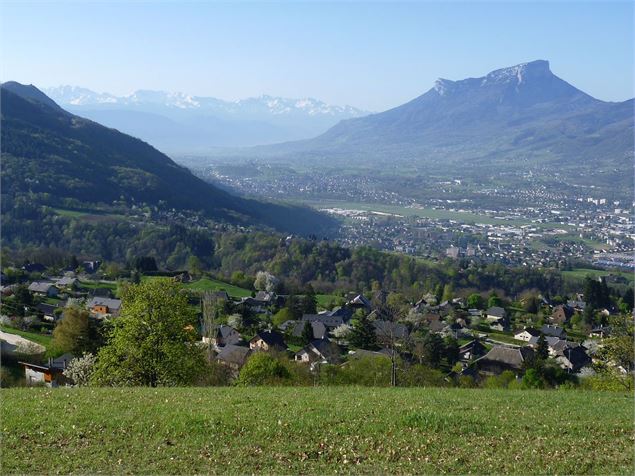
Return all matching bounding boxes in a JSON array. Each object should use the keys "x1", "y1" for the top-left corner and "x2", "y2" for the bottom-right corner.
[{"x1": 0, "y1": 83, "x2": 334, "y2": 234}]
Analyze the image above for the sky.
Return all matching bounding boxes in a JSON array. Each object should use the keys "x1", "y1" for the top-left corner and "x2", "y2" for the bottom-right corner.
[{"x1": 1, "y1": 1, "x2": 633, "y2": 111}]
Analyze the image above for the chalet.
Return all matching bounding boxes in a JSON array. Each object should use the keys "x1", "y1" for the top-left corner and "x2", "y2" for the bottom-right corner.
[
  {"x1": 514, "y1": 327, "x2": 541, "y2": 342},
  {"x1": 458, "y1": 340, "x2": 487, "y2": 362},
  {"x1": 36, "y1": 303, "x2": 58, "y2": 322},
  {"x1": 551, "y1": 305, "x2": 574, "y2": 325},
  {"x1": 216, "y1": 344, "x2": 251, "y2": 374},
  {"x1": 475, "y1": 345, "x2": 534, "y2": 375},
  {"x1": 249, "y1": 330, "x2": 286, "y2": 352},
  {"x1": 555, "y1": 346, "x2": 591, "y2": 373},
  {"x1": 55, "y1": 277, "x2": 78, "y2": 290},
  {"x1": 292, "y1": 321, "x2": 327, "y2": 340},
  {"x1": 301, "y1": 313, "x2": 344, "y2": 329},
  {"x1": 567, "y1": 300, "x2": 586, "y2": 312},
  {"x1": 486, "y1": 306, "x2": 507, "y2": 322},
  {"x1": 294, "y1": 339, "x2": 342, "y2": 366},
  {"x1": 87, "y1": 297, "x2": 122, "y2": 317},
  {"x1": 346, "y1": 294, "x2": 371, "y2": 311},
  {"x1": 20, "y1": 353, "x2": 75, "y2": 387},
  {"x1": 210, "y1": 290, "x2": 230, "y2": 301},
  {"x1": 373, "y1": 320, "x2": 409, "y2": 341},
  {"x1": 202, "y1": 325, "x2": 242, "y2": 348},
  {"x1": 28, "y1": 281, "x2": 58, "y2": 297},
  {"x1": 590, "y1": 326, "x2": 611, "y2": 338},
  {"x1": 22, "y1": 263, "x2": 46, "y2": 273},
  {"x1": 540, "y1": 324, "x2": 566, "y2": 339},
  {"x1": 82, "y1": 260, "x2": 101, "y2": 273},
  {"x1": 254, "y1": 291, "x2": 276, "y2": 306}
]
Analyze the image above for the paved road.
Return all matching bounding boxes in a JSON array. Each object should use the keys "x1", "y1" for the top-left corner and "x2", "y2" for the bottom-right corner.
[{"x1": 0, "y1": 330, "x2": 46, "y2": 354}]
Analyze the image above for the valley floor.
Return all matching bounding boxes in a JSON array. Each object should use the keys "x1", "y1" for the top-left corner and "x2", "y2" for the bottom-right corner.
[{"x1": 1, "y1": 387, "x2": 633, "y2": 474}]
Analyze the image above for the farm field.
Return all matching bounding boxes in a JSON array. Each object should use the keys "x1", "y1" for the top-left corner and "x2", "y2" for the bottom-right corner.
[
  {"x1": 1, "y1": 387, "x2": 632, "y2": 474},
  {"x1": 562, "y1": 268, "x2": 634, "y2": 285},
  {"x1": 304, "y1": 199, "x2": 571, "y2": 229}
]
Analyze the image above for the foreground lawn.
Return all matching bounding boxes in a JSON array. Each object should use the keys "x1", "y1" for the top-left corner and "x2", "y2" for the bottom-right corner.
[{"x1": 1, "y1": 387, "x2": 633, "y2": 474}]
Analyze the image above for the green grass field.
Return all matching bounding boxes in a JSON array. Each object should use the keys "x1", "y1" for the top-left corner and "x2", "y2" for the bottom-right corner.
[
  {"x1": 184, "y1": 278, "x2": 253, "y2": 297},
  {"x1": 1, "y1": 387, "x2": 632, "y2": 474},
  {"x1": 562, "y1": 268, "x2": 634, "y2": 285}
]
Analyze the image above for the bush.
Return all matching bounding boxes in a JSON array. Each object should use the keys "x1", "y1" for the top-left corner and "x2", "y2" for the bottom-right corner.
[{"x1": 237, "y1": 353, "x2": 291, "y2": 386}]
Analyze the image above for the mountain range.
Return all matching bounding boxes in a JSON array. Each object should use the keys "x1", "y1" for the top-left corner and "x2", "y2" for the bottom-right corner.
[
  {"x1": 43, "y1": 86, "x2": 367, "y2": 151},
  {"x1": 242, "y1": 60, "x2": 634, "y2": 175},
  {"x1": 0, "y1": 81, "x2": 334, "y2": 234}
]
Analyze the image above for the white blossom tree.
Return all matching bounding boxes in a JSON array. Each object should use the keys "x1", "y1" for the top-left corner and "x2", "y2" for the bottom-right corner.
[
  {"x1": 63, "y1": 352, "x2": 97, "y2": 386},
  {"x1": 254, "y1": 271, "x2": 279, "y2": 292}
]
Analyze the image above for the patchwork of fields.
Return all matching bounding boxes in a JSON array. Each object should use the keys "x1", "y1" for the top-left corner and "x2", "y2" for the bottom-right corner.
[{"x1": 2, "y1": 387, "x2": 632, "y2": 474}]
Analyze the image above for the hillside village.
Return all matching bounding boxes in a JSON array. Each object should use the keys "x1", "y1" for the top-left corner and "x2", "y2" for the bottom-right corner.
[{"x1": 1, "y1": 257, "x2": 630, "y2": 390}]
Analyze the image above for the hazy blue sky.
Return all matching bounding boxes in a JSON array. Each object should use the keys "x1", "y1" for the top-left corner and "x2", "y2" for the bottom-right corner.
[{"x1": 1, "y1": 1, "x2": 633, "y2": 111}]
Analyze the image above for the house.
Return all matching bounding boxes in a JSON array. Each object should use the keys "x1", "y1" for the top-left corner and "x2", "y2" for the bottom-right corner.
[
  {"x1": 19, "y1": 353, "x2": 75, "y2": 387},
  {"x1": 540, "y1": 324, "x2": 566, "y2": 339},
  {"x1": 294, "y1": 339, "x2": 342, "y2": 366},
  {"x1": 292, "y1": 321, "x2": 327, "y2": 340},
  {"x1": 551, "y1": 305, "x2": 574, "y2": 325},
  {"x1": 249, "y1": 330, "x2": 286, "y2": 352},
  {"x1": 216, "y1": 344, "x2": 251, "y2": 374},
  {"x1": 36, "y1": 303, "x2": 58, "y2": 322},
  {"x1": 486, "y1": 306, "x2": 507, "y2": 322},
  {"x1": 202, "y1": 325, "x2": 242, "y2": 348},
  {"x1": 55, "y1": 276, "x2": 78, "y2": 290},
  {"x1": 301, "y1": 313, "x2": 344, "y2": 329},
  {"x1": 590, "y1": 326, "x2": 611, "y2": 338},
  {"x1": 567, "y1": 300, "x2": 586, "y2": 312},
  {"x1": 346, "y1": 294, "x2": 371, "y2": 311},
  {"x1": 554, "y1": 346, "x2": 591, "y2": 373},
  {"x1": 373, "y1": 320, "x2": 409, "y2": 341},
  {"x1": 254, "y1": 291, "x2": 276, "y2": 306},
  {"x1": 82, "y1": 260, "x2": 101, "y2": 273},
  {"x1": 458, "y1": 340, "x2": 487, "y2": 362},
  {"x1": 475, "y1": 345, "x2": 534, "y2": 375},
  {"x1": 210, "y1": 290, "x2": 230, "y2": 301},
  {"x1": 28, "y1": 281, "x2": 58, "y2": 297},
  {"x1": 514, "y1": 327, "x2": 541, "y2": 342},
  {"x1": 22, "y1": 263, "x2": 46, "y2": 273},
  {"x1": 87, "y1": 297, "x2": 122, "y2": 317}
]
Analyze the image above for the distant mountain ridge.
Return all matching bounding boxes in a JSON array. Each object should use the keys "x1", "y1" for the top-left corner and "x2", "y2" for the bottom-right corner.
[
  {"x1": 0, "y1": 81, "x2": 334, "y2": 234},
  {"x1": 245, "y1": 60, "x2": 634, "y2": 174},
  {"x1": 43, "y1": 86, "x2": 367, "y2": 150}
]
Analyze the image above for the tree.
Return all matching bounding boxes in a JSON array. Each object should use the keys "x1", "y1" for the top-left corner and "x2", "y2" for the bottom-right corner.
[
  {"x1": 302, "y1": 284, "x2": 317, "y2": 315},
  {"x1": 349, "y1": 311, "x2": 378, "y2": 350},
  {"x1": 487, "y1": 293, "x2": 502, "y2": 308},
  {"x1": 254, "y1": 271, "x2": 279, "y2": 292},
  {"x1": 133, "y1": 256, "x2": 158, "y2": 273},
  {"x1": 63, "y1": 352, "x2": 97, "y2": 386},
  {"x1": 536, "y1": 334, "x2": 549, "y2": 360},
  {"x1": 52, "y1": 307, "x2": 94, "y2": 354},
  {"x1": 467, "y1": 293, "x2": 484, "y2": 310},
  {"x1": 420, "y1": 333, "x2": 444, "y2": 368},
  {"x1": 301, "y1": 320, "x2": 314, "y2": 345},
  {"x1": 441, "y1": 283, "x2": 454, "y2": 302},
  {"x1": 593, "y1": 315, "x2": 634, "y2": 390},
  {"x1": 443, "y1": 336, "x2": 460, "y2": 366},
  {"x1": 272, "y1": 307, "x2": 294, "y2": 328},
  {"x1": 91, "y1": 280, "x2": 205, "y2": 387},
  {"x1": 237, "y1": 353, "x2": 290, "y2": 386},
  {"x1": 187, "y1": 256, "x2": 202, "y2": 277}
]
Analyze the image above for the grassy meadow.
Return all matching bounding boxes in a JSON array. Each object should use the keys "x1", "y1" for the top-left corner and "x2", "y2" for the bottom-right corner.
[{"x1": 1, "y1": 387, "x2": 633, "y2": 474}]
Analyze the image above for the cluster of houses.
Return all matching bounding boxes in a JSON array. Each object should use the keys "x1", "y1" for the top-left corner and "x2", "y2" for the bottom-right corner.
[{"x1": 204, "y1": 290, "x2": 597, "y2": 381}]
